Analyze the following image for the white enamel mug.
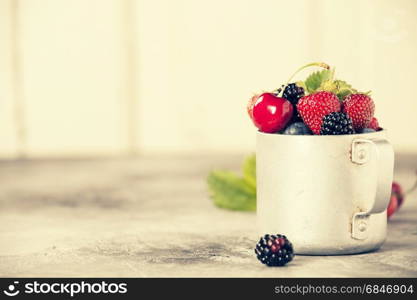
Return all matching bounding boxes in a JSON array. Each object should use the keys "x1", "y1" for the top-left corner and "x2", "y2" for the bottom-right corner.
[{"x1": 256, "y1": 130, "x2": 394, "y2": 255}]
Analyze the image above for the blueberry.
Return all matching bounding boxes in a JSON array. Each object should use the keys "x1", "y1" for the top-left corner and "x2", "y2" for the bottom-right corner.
[
  {"x1": 361, "y1": 128, "x2": 376, "y2": 133},
  {"x1": 282, "y1": 122, "x2": 312, "y2": 135}
]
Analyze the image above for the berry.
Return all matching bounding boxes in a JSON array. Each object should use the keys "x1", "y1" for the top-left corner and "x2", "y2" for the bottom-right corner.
[
  {"x1": 361, "y1": 128, "x2": 376, "y2": 133},
  {"x1": 342, "y1": 94, "x2": 375, "y2": 130},
  {"x1": 247, "y1": 94, "x2": 260, "y2": 120},
  {"x1": 251, "y1": 93, "x2": 294, "y2": 133},
  {"x1": 282, "y1": 83, "x2": 305, "y2": 122},
  {"x1": 255, "y1": 234, "x2": 294, "y2": 266},
  {"x1": 320, "y1": 112, "x2": 355, "y2": 135},
  {"x1": 388, "y1": 182, "x2": 405, "y2": 219},
  {"x1": 290, "y1": 113, "x2": 303, "y2": 123},
  {"x1": 392, "y1": 182, "x2": 404, "y2": 208},
  {"x1": 387, "y1": 194, "x2": 398, "y2": 219},
  {"x1": 282, "y1": 83, "x2": 305, "y2": 105},
  {"x1": 297, "y1": 91, "x2": 341, "y2": 134},
  {"x1": 369, "y1": 117, "x2": 380, "y2": 131},
  {"x1": 283, "y1": 122, "x2": 312, "y2": 135}
]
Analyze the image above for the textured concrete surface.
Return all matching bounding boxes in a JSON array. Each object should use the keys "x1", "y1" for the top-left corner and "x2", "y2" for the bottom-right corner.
[{"x1": 0, "y1": 154, "x2": 416, "y2": 277}]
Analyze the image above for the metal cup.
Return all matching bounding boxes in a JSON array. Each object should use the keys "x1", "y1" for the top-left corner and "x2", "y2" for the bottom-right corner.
[{"x1": 256, "y1": 130, "x2": 394, "y2": 255}]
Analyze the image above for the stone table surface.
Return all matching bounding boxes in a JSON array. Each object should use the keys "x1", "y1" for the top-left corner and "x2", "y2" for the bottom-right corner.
[{"x1": 0, "y1": 154, "x2": 416, "y2": 277}]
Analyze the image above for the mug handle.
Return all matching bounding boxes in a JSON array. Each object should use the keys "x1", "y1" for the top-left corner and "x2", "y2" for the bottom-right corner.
[{"x1": 351, "y1": 138, "x2": 394, "y2": 240}]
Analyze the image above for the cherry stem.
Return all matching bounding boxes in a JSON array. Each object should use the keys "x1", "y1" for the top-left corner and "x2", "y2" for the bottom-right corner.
[{"x1": 286, "y1": 62, "x2": 330, "y2": 83}]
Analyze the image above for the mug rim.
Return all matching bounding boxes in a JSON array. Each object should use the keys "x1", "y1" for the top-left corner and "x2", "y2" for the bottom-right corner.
[{"x1": 257, "y1": 129, "x2": 387, "y2": 138}]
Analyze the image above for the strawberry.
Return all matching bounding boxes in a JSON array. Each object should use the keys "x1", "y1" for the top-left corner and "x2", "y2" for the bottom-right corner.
[
  {"x1": 368, "y1": 117, "x2": 380, "y2": 130},
  {"x1": 296, "y1": 91, "x2": 341, "y2": 134},
  {"x1": 342, "y1": 94, "x2": 375, "y2": 130}
]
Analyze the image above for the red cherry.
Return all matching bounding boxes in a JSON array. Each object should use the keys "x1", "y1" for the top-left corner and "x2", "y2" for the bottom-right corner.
[
  {"x1": 387, "y1": 194, "x2": 398, "y2": 219},
  {"x1": 251, "y1": 93, "x2": 293, "y2": 133}
]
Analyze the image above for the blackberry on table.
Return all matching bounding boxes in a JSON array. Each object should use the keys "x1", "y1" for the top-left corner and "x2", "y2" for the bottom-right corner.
[
  {"x1": 254, "y1": 234, "x2": 294, "y2": 266},
  {"x1": 320, "y1": 112, "x2": 355, "y2": 135}
]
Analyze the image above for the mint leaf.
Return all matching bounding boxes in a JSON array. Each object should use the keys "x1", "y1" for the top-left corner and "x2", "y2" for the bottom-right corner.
[
  {"x1": 242, "y1": 154, "x2": 256, "y2": 189},
  {"x1": 304, "y1": 69, "x2": 332, "y2": 94},
  {"x1": 207, "y1": 171, "x2": 256, "y2": 211}
]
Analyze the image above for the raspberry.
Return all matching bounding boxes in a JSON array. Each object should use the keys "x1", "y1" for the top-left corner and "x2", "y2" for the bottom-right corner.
[
  {"x1": 342, "y1": 94, "x2": 375, "y2": 130},
  {"x1": 255, "y1": 234, "x2": 294, "y2": 266},
  {"x1": 297, "y1": 91, "x2": 341, "y2": 134},
  {"x1": 320, "y1": 112, "x2": 355, "y2": 135}
]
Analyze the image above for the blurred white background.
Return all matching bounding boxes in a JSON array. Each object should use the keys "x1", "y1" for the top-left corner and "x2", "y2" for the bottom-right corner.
[{"x1": 1, "y1": 0, "x2": 417, "y2": 158}]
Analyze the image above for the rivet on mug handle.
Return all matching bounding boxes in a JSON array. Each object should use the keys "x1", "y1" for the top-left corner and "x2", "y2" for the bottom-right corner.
[{"x1": 351, "y1": 138, "x2": 394, "y2": 240}]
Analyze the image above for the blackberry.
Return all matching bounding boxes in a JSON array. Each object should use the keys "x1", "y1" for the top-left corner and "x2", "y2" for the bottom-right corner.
[
  {"x1": 290, "y1": 110, "x2": 303, "y2": 122},
  {"x1": 282, "y1": 83, "x2": 304, "y2": 122},
  {"x1": 282, "y1": 83, "x2": 304, "y2": 105},
  {"x1": 320, "y1": 112, "x2": 355, "y2": 135},
  {"x1": 254, "y1": 234, "x2": 294, "y2": 266}
]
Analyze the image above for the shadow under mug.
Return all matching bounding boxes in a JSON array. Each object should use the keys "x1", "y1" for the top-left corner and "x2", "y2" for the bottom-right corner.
[{"x1": 256, "y1": 130, "x2": 394, "y2": 255}]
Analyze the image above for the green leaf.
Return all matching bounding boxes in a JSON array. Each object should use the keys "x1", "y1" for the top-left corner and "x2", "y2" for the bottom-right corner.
[
  {"x1": 207, "y1": 170, "x2": 256, "y2": 211},
  {"x1": 318, "y1": 79, "x2": 338, "y2": 93},
  {"x1": 333, "y1": 80, "x2": 357, "y2": 101},
  {"x1": 336, "y1": 89, "x2": 352, "y2": 100},
  {"x1": 242, "y1": 154, "x2": 256, "y2": 189},
  {"x1": 304, "y1": 69, "x2": 332, "y2": 94},
  {"x1": 334, "y1": 80, "x2": 356, "y2": 92}
]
